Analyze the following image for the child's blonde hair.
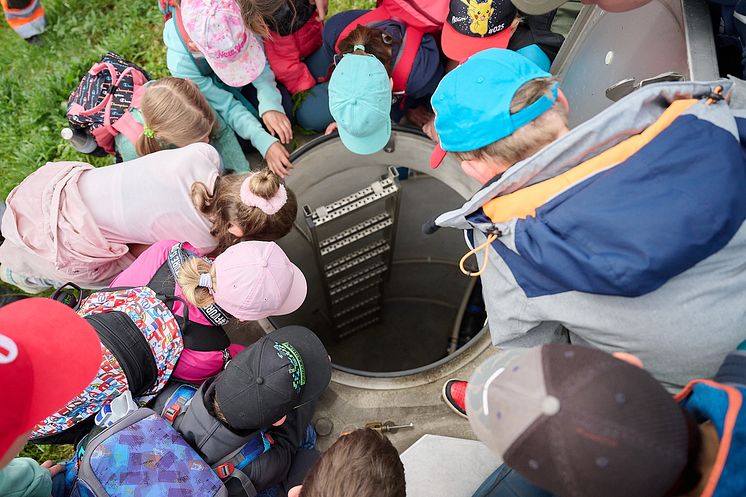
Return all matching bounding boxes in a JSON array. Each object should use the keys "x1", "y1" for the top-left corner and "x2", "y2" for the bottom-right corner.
[
  {"x1": 191, "y1": 169, "x2": 298, "y2": 255},
  {"x1": 235, "y1": 0, "x2": 287, "y2": 37},
  {"x1": 137, "y1": 77, "x2": 217, "y2": 156},
  {"x1": 454, "y1": 77, "x2": 569, "y2": 167},
  {"x1": 178, "y1": 257, "x2": 217, "y2": 309}
]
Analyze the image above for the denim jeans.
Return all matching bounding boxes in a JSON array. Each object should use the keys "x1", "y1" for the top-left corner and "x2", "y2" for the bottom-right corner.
[{"x1": 472, "y1": 464, "x2": 555, "y2": 497}]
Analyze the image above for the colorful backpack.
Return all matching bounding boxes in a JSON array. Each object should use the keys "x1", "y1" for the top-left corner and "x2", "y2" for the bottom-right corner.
[
  {"x1": 335, "y1": 0, "x2": 449, "y2": 97},
  {"x1": 67, "y1": 52, "x2": 150, "y2": 155},
  {"x1": 69, "y1": 409, "x2": 229, "y2": 497},
  {"x1": 67, "y1": 388, "x2": 273, "y2": 497},
  {"x1": 30, "y1": 286, "x2": 184, "y2": 440}
]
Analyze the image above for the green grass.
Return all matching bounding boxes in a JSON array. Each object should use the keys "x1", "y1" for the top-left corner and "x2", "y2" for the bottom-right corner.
[
  {"x1": 3, "y1": 0, "x2": 369, "y2": 464},
  {"x1": 0, "y1": 0, "x2": 374, "y2": 200}
]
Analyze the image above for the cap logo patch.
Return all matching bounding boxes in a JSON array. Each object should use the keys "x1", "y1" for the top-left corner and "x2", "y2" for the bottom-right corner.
[
  {"x1": 0, "y1": 333, "x2": 18, "y2": 364},
  {"x1": 274, "y1": 341, "x2": 306, "y2": 393}
]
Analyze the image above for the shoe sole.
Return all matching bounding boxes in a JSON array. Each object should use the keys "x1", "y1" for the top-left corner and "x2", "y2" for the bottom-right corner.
[{"x1": 441, "y1": 379, "x2": 468, "y2": 419}]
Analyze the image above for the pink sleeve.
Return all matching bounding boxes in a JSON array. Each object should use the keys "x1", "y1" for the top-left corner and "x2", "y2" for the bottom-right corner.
[{"x1": 109, "y1": 240, "x2": 179, "y2": 287}]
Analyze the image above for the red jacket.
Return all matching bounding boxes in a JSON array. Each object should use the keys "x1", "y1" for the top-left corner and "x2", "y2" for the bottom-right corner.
[{"x1": 264, "y1": 16, "x2": 323, "y2": 95}]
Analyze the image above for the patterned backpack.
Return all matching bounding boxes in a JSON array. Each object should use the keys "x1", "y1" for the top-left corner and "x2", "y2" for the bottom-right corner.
[
  {"x1": 67, "y1": 52, "x2": 151, "y2": 155},
  {"x1": 30, "y1": 286, "x2": 184, "y2": 441},
  {"x1": 69, "y1": 409, "x2": 228, "y2": 497}
]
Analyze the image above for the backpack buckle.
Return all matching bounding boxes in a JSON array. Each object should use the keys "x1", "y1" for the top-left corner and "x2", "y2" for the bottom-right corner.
[
  {"x1": 163, "y1": 404, "x2": 181, "y2": 422},
  {"x1": 217, "y1": 463, "x2": 235, "y2": 479}
]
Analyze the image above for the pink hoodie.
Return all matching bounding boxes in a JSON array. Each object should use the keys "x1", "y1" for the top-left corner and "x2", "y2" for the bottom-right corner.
[{"x1": 110, "y1": 240, "x2": 244, "y2": 383}]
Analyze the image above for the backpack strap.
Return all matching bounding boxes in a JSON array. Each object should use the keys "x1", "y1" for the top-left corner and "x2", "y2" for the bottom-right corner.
[
  {"x1": 212, "y1": 432, "x2": 274, "y2": 497},
  {"x1": 161, "y1": 384, "x2": 198, "y2": 426},
  {"x1": 166, "y1": 243, "x2": 232, "y2": 327},
  {"x1": 334, "y1": 7, "x2": 420, "y2": 96},
  {"x1": 110, "y1": 86, "x2": 145, "y2": 144}
]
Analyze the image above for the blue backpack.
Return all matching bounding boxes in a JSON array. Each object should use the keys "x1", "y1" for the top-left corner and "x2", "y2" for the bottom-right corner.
[{"x1": 68, "y1": 386, "x2": 273, "y2": 497}]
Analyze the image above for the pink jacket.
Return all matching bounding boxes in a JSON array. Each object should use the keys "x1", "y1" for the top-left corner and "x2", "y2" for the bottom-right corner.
[
  {"x1": 264, "y1": 16, "x2": 324, "y2": 94},
  {"x1": 0, "y1": 162, "x2": 132, "y2": 285},
  {"x1": 110, "y1": 240, "x2": 245, "y2": 383}
]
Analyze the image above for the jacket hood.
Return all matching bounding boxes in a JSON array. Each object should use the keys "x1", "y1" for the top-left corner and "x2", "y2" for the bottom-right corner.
[
  {"x1": 176, "y1": 379, "x2": 259, "y2": 465},
  {"x1": 436, "y1": 79, "x2": 746, "y2": 298},
  {"x1": 677, "y1": 380, "x2": 746, "y2": 497}
]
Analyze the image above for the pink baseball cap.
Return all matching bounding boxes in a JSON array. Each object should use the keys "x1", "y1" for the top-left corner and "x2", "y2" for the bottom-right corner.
[
  {"x1": 213, "y1": 241, "x2": 307, "y2": 321},
  {"x1": 181, "y1": 0, "x2": 266, "y2": 88}
]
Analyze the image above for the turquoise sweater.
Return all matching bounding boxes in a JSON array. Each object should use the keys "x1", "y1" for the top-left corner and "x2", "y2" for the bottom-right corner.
[
  {"x1": 0, "y1": 459, "x2": 52, "y2": 497},
  {"x1": 163, "y1": 19, "x2": 283, "y2": 157},
  {"x1": 114, "y1": 106, "x2": 251, "y2": 172}
]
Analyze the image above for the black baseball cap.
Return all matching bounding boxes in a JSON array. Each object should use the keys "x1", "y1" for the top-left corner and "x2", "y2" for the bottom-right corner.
[
  {"x1": 215, "y1": 326, "x2": 332, "y2": 430},
  {"x1": 442, "y1": 0, "x2": 516, "y2": 62}
]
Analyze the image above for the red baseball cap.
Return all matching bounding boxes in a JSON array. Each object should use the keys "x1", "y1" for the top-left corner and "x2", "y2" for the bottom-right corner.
[
  {"x1": 442, "y1": 0, "x2": 516, "y2": 63},
  {"x1": 0, "y1": 299, "x2": 101, "y2": 457}
]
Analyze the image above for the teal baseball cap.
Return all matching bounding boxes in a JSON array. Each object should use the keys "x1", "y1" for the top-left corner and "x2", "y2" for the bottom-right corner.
[
  {"x1": 329, "y1": 51, "x2": 392, "y2": 155},
  {"x1": 430, "y1": 48, "x2": 558, "y2": 169}
]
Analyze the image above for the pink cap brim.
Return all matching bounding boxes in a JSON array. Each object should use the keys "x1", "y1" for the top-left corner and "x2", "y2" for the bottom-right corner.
[
  {"x1": 198, "y1": 32, "x2": 266, "y2": 88},
  {"x1": 431, "y1": 143, "x2": 448, "y2": 169}
]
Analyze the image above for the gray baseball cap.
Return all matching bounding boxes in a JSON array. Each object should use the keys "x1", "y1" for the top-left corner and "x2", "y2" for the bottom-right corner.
[{"x1": 466, "y1": 344, "x2": 690, "y2": 497}]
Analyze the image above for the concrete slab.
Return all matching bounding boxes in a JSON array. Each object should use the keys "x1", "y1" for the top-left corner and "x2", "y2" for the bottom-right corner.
[{"x1": 401, "y1": 435, "x2": 501, "y2": 497}]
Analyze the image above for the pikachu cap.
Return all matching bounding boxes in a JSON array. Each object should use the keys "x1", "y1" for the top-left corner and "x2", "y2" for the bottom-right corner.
[
  {"x1": 442, "y1": 0, "x2": 516, "y2": 62},
  {"x1": 430, "y1": 48, "x2": 557, "y2": 169}
]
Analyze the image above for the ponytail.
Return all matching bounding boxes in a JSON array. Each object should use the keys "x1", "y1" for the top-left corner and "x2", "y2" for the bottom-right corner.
[
  {"x1": 177, "y1": 257, "x2": 216, "y2": 308},
  {"x1": 337, "y1": 25, "x2": 396, "y2": 74}
]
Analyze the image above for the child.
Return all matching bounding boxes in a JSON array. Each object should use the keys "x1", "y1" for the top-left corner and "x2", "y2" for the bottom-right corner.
[
  {"x1": 109, "y1": 239, "x2": 308, "y2": 383},
  {"x1": 115, "y1": 77, "x2": 250, "y2": 172},
  {"x1": 152, "y1": 325, "x2": 332, "y2": 496},
  {"x1": 431, "y1": 49, "x2": 746, "y2": 417},
  {"x1": 0, "y1": 299, "x2": 101, "y2": 497},
  {"x1": 466, "y1": 343, "x2": 746, "y2": 497},
  {"x1": 300, "y1": 12, "x2": 445, "y2": 138},
  {"x1": 253, "y1": 0, "x2": 326, "y2": 100},
  {"x1": 440, "y1": 0, "x2": 564, "y2": 70},
  {"x1": 164, "y1": 0, "x2": 295, "y2": 177},
  {"x1": 287, "y1": 428, "x2": 406, "y2": 497},
  {"x1": 0, "y1": 146, "x2": 297, "y2": 292}
]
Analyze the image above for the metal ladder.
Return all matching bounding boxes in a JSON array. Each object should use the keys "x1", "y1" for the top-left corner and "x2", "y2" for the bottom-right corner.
[{"x1": 303, "y1": 167, "x2": 401, "y2": 339}]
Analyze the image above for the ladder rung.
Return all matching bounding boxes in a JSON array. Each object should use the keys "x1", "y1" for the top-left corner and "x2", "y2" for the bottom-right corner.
[
  {"x1": 338, "y1": 317, "x2": 381, "y2": 338},
  {"x1": 335, "y1": 306, "x2": 381, "y2": 329},
  {"x1": 324, "y1": 240, "x2": 390, "y2": 278},
  {"x1": 329, "y1": 263, "x2": 387, "y2": 295},
  {"x1": 318, "y1": 213, "x2": 392, "y2": 255},
  {"x1": 309, "y1": 178, "x2": 399, "y2": 227},
  {"x1": 331, "y1": 281, "x2": 381, "y2": 305},
  {"x1": 333, "y1": 296, "x2": 380, "y2": 319}
]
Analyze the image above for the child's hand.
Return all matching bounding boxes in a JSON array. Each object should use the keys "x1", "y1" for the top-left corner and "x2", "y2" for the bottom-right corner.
[
  {"x1": 422, "y1": 116, "x2": 438, "y2": 143},
  {"x1": 266, "y1": 142, "x2": 294, "y2": 178},
  {"x1": 41, "y1": 460, "x2": 65, "y2": 477},
  {"x1": 262, "y1": 111, "x2": 293, "y2": 145},
  {"x1": 311, "y1": 0, "x2": 328, "y2": 21},
  {"x1": 324, "y1": 122, "x2": 338, "y2": 135}
]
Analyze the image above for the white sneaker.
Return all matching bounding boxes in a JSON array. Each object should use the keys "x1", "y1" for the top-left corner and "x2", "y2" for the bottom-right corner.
[{"x1": 0, "y1": 265, "x2": 54, "y2": 294}]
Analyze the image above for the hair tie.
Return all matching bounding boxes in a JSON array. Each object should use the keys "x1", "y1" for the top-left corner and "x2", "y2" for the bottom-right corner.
[
  {"x1": 198, "y1": 272, "x2": 214, "y2": 294},
  {"x1": 353, "y1": 44, "x2": 365, "y2": 52},
  {"x1": 143, "y1": 126, "x2": 156, "y2": 139},
  {"x1": 239, "y1": 176, "x2": 288, "y2": 215}
]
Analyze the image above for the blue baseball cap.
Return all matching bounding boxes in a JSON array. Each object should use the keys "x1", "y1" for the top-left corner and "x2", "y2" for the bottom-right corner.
[
  {"x1": 430, "y1": 48, "x2": 558, "y2": 169},
  {"x1": 329, "y1": 52, "x2": 392, "y2": 155}
]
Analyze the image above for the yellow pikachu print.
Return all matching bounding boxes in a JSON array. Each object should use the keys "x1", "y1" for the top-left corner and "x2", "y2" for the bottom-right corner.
[{"x1": 461, "y1": 0, "x2": 494, "y2": 37}]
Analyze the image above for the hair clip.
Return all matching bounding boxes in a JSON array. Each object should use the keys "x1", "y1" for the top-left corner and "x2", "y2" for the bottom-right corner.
[
  {"x1": 143, "y1": 126, "x2": 156, "y2": 139},
  {"x1": 198, "y1": 272, "x2": 214, "y2": 294}
]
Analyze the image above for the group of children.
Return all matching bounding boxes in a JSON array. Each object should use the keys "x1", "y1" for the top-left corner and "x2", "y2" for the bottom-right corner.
[{"x1": 3, "y1": 0, "x2": 746, "y2": 497}]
